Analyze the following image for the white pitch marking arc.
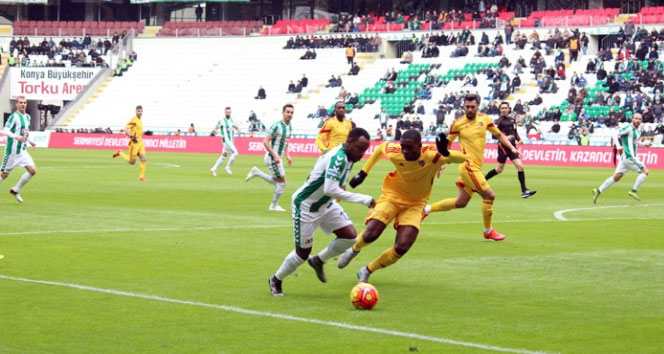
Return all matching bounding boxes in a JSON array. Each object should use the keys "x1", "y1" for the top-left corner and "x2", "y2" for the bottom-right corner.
[
  {"x1": 553, "y1": 203, "x2": 664, "y2": 221},
  {"x1": 0, "y1": 274, "x2": 553, "y2": 354}
]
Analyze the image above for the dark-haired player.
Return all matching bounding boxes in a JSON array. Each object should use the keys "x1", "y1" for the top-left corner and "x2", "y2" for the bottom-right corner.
[
  {"x1": 484, "y1": 101, "x2": 536, "y2": 198},
  {"x1": 268, "y1": 128, "x2": 375, "y2": 296},
  {"x1": 337, "y1": 129, "x2": 466, "y2": 283},
  {"x1": 425, "y1": 94, "x2": 519, "y2": 241}
]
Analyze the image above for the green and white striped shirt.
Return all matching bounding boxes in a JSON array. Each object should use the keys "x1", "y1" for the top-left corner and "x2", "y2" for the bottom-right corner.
[
  {"x1": 292, "y1": 146, "x2": 372, "y2": 213},
  {"x1": 267, "y1": 120, "x2": 292, "y2": 160},
  {"x1": 217, "y1": 117, "x2": 234, "y2": 142},
  {"x1": 618, "y1": 123, "x2": 641, "y2": 161},
  {"x1": 3, "y1": 111, "x2": 30, "y2": 156}
]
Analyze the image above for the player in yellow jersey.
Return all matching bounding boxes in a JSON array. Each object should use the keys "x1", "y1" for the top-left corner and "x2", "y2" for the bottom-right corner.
[
  {"x1": 113, "y1": 105, "x2": 147, "y2": 181},
  {"x1": 424, "y1": 94, "x2": 520, "y2": 241},
  {"x1": 334, "y1": 129, "x2": 466, "y2": 283},
  {"x1": 315, "y1": 101, "x2": 354, "y2": 153}
]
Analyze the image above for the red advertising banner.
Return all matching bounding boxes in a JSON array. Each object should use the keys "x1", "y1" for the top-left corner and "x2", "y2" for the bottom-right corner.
[{"x1": 47, "y1": 133, "x2": 664, "y2": 169}]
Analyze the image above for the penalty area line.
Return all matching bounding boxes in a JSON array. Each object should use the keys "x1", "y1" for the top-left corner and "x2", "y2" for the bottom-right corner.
[
  {"x1": 0, "y1": 274, "x2": 554, "y2": 354},
  {"x1": 553, "y1": 203, "x2": 664, "y2": 221}
]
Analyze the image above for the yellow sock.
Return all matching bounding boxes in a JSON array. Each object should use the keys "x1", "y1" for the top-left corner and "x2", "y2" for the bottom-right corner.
[
  {"x1": 367, "y1": 247, "x2": 401, "y2": 273},
  {"x1": 139, "y1": 161, "x2": 146, "y2": 178},
  {"x1": 351, "y1": 234, "x2": 369, "y2": 252},
  {"x1": 430, "y1": 198, "x2": 456, "y2": 212},
  {"x1": 119, "y1": 152, "x2": 129, "y2": 161},
  {"x1": 482, "y1": 199, "x2": 494, "y2": 229}
]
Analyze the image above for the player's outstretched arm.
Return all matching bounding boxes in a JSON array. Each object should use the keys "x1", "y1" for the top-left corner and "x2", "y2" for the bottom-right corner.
[
  {"x1": 315, "y1": 120, "x2": 331, "y2": 153},
  {"x1": 0, "y1": 129, "x2": 24, "y2": 142},
  {"x1": 323, "y1": 177, "x2": 373, "y2": 207}
]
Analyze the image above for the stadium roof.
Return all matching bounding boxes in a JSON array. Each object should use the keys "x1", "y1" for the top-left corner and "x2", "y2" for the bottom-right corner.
[{"x1": 129, "y1": 0, "x2": 248, "y2": 3}]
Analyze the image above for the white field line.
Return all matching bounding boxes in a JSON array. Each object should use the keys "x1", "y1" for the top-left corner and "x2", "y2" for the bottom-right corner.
[
  {"x1": 553, "y1": 203, "x2": 664, "y2": 221},
  {"x1": 40, "y1": 162, "x2": 181, "y2": 170},
  {"x1": 0, "y1": 274, "x2": 554, "y2": 354},
  {"x1": 2, "y1": 215, "x2": 664, "y2": 238}
]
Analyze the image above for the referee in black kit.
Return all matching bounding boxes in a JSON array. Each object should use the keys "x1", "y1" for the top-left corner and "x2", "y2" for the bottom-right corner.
[{"x1": 485, "y1": 102, "x2": 537, "y2": 199}]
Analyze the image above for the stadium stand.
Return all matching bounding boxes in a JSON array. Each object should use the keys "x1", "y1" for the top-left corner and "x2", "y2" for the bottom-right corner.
[
  {"x1": 12, "y1": 21, "x2": 144, "y2": 36},
  {"x1": 158, "y1": 21, "x2": 263, "y2": 37}
]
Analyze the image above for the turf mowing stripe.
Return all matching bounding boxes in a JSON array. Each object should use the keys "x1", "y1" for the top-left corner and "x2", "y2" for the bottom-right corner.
[
  {"x1": 0, "y1": 224, "x2": 291, "y2": 236},
  {"x1": 0, "y1": 274, "x2": 554, "y2": 354},
  {"x1": 553, "y1": 203, "x2": 664, "y2": 221},
  {"x1": 2, "y1": 215, "x2": 664, "y2": 237}
]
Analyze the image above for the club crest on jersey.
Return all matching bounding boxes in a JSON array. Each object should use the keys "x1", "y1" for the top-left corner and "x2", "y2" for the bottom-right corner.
[
  {"x1": 477, "y1": 121, "x2": 483, "y2": 127},
  {"x1": 418, "y1": 160, "x2": 425, "y2": 166}
]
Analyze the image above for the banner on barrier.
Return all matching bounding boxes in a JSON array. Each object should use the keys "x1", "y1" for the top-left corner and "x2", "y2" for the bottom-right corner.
[
  {"x1": 47, "y1": 133, "x2": 664, "y2": 169},
  {"x1": 9, "y1": 67, "x2": 102, "y2": 100},
  {"x1": 0, "y1": 131, "x2": 51, "y2": 148}
]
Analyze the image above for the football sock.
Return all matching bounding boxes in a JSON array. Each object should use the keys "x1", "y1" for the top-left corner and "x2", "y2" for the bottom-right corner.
[
  {"x1": 482, "y1": 199, "x2": 494, "y2": 230},
  {"x1": 598, "y1": 176, "x2": 615, "y2": 193},
  {"x1": 139, "y1": 161, "x2": 146, "y2": 178},
  {"x1": 318, "y1": 238, "x2": 354, "y2": 263},
  {"x1": 13, "y1": 172, "x2": 32, "y2": 192},
  {"x1": 485, "y1": 168, "x2": 498, "y2": 180},
  {"x1": 119, "y1": 152, "x2": 130, "y2": 161},
  {"x1": 367, "y1": 247, "x2": 401, "y2": 273},
  {"x1": 272, "y1": 182, "x2": 285, "y2": 206},
  {"x1": 255, "y1": 169, "x2": 275, "y2": 184},
  {"x1": 351, "y1": 233, "x2": 371, "y2": 252},
  {"x1": 518, "y1": 171, "x2": 527, "y2": 192},
  {"x1": 274, "y1": 250, "x2": 305, "y2": 281},
  {"x1": 226, "y1": 152, "x2": 237, "y2": 168},
  {"x1": 632, "y1": 173, "x2": 647, "y2": 191},
  {"x1": 430, "y1": 198, "x2": 456, "y2": 212},
  {"x1": 212, "y1": 154, "x2": 225, "y2": 171}
]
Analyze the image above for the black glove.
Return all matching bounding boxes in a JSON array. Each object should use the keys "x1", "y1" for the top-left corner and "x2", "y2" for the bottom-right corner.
[
  {"x1": 348, "y1": 170, "x2": 368, "y2": 188},
  {"x1": 435, "y1": 132, "x2": 450, "y2": 157}
]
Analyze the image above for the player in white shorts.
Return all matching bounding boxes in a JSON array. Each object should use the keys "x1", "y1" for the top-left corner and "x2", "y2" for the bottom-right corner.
[
  {"x1": 210, "y1": 106, "x2": 239, "y2": 176},
  {"x1": 268, "y1": 128, "x2": 375, "y2": 296},
  {"x1": 1, "y1": 96, "x2": 37, "y2": 203},
  {"x1": 593, "y1": 113, "x2": 649, "y2": 203},
  {"x1": 245, "y1": 104, "x2": 294, "y2": 212}
]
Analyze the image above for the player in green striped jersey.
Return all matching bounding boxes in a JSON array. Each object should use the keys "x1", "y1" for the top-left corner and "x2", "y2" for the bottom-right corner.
[
  {"x1": 268, "y1": 128, "x2": 375, "y2": 296},
  {"x1": 245, "y1": 104, "x2": 294, "y2": 211},
  {"x1": 1, "y1": 97, "x2": 37, "y2": 203},
  {"x1": 593, "y1": 113, "x2": 649, "y2": 204},
  {"x1": 210, "y1": 107, "x2": 239, "y2": 176}
]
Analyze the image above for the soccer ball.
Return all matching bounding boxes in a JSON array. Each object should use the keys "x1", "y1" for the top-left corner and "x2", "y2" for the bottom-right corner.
[{"x1": 350, "y1": 282, "x2": 379, "y2": 310}]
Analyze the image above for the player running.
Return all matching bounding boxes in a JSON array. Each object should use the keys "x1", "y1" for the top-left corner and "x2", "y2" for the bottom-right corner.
[
  {"x1": 337, "y1": 129, "x2": 466, "y2": 283},
  {"x1": 246, "y1": 104, "x2": 294, "y2": 212},
  {"x1": 484, "y1": 102, "x2": 536, "y2": 198},
  {"x1": 269, "y1": 128, "x2": 375, "y2": 296},
  {"x1": 113, "y1": 105, "x2": 148, "y2": 181},
  {"x1": 593, "y1": 113, "x2": 648, "y2": 203},
  {"x1": 211, "y1": 107, "x2": 239, "y2": 176},
  {"x1": 424, "y1": 94, "x2": 520, "y2": 241},
  {"x1": 315, "y1": 101, "x2": 354, "y2": 154},
  {"x1": 0, "y1": 96, "x2": 36, "y2": 203}
]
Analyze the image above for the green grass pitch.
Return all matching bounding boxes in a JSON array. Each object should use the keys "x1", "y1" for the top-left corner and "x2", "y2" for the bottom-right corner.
[{"x1": 1, "y1": 148, "x2": 663, "y2": 354}]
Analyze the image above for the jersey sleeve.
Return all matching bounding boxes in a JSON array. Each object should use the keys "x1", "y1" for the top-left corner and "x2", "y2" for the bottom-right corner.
[
  {"x1": 486, "y1": 117, "x2": 502, "y2": 137},
  {"x1": 325, "y1": 150, "x2": 347, "y2": 183},
  {"x1": 268, "y1": 122, "x2": 279, "y2": 138},
  {"x1": 324, "y1": 152, "x2": 373, "y2": 207},
  {"x1": 3, "y1": 114, "x2": 15, "y2": 131},
  {"x1": 361, "y1": 142, "x2": 386, "y2": 174},
  {"x1": 126, "y1": 118, "x2": 137, "y2": 137},
  {"x1": 315, "y1": 120, "x2": 331, "y2": 152},
  {"x1": 448, "y1": 120, "x2": 459, "y2": 142}
]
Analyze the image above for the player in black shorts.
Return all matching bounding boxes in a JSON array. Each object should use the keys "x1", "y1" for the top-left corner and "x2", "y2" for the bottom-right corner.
[{"x1": 485, "y1": 102, "x2": 536, "y2": 198}]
